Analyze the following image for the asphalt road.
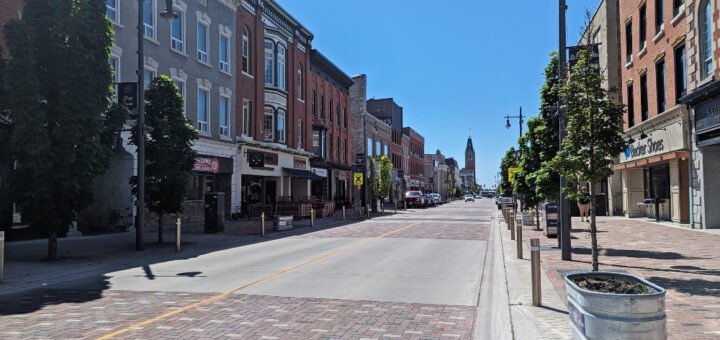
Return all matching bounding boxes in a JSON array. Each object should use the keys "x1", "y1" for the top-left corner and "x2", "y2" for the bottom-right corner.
[{"x1": 1, "y1": 198, "x2": 500, "y2": 339}]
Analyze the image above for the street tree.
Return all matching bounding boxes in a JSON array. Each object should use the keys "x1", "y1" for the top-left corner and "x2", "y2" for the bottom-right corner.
[
  {"x1": 535, "y1": 52, "x2": 561, "y2": 202},
  {"x1": 552, "y1": 47, "x2": 626, "y2": 271},
  {"x1": 499, "y1": 147, "x2": 518, "y2": 196},
  {"x1": 369, "y1": 157, "x2": 378, "y2": 212},
  {"x1": 130, "y1": 75, "x2": 198, "y2": 243},
  {"x1": 4, "y1": 0, "x2": 123, "y2": 259},
  {"x1": 377, "y1": 155, "x2": 392, "y2": 213},
  {"x1": 515, "y1": 117, "x2": 545, "y2": 228}
]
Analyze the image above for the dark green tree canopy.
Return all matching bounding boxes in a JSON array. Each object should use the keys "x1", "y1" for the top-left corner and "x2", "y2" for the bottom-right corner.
[
  {"x1": 4, "y1": 0, "x2": 120, "y2": 259},
  {"x1": 130, "y1": 75, "x2": 198, "y2": 243}
]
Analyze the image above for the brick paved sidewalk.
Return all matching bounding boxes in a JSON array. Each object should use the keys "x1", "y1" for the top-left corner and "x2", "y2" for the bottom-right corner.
[{"x1": 520, "y1": 216, "x2": 720, "y2": 339}]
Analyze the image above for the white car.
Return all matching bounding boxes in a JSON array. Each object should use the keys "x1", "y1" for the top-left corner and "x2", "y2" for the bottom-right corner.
[{"x1": 464, "y1": 194, "x2": 474, "y2": 202}]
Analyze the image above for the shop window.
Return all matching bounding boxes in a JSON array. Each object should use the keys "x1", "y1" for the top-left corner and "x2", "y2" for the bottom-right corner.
[{"x1": 643, "y1": 165, "x2": 670, "y2": 199}]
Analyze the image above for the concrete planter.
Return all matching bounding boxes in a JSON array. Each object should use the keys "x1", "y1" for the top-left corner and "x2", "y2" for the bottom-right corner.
[{"x1": 565, "y1": 272, "x2": 666, "y2": 340}]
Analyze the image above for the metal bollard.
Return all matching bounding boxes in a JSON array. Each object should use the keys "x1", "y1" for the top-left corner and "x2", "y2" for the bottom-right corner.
[
  {"x1": 516, "y1": 220, "x2": 523, "y2": 259},
  {"x1": 0, "y1": 231, "x2": 4, "y2": 283},
  {"x1": 311, "y1": 209, "x2": 315, "y2": 227},
  {"x1": 510, "y1": 214, "x2": 515, "y2": 240},
  {"x1": 531, "y1": 238, "x2": 542, "y2": 306},
  {"x1": 342, "y1": 206, "x2": 346, "y2": 221},
  {"x1": 175, "y1": 218, "x2": 181, "y2": 252},
  {"x1": 261, "y1": 212, "x2": 265, "y2": 238},
  {"x1": 366, "y1": 204, "x2": 370, "y2": 219},
  {"x1": 394, "y1": 202, "x2": 397, "y2": 213},
  {"x1": 404, "y1": 201, "x2": 407, "y2": 210}
]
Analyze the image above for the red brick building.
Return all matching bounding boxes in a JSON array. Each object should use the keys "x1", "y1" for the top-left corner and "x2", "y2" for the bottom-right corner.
[
  {"x1": 234, "y1": 0, "x2": 353, "y2": 212},
  {"x1": 402, "y1": 127, "x2": 425, "y2": 190},
  {"x1": 618, "y1": 0, "x2": 690, "y2": 222}
]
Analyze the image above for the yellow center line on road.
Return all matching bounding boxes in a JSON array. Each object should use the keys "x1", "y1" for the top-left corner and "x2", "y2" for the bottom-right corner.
[{"x1": 96, "y1": 222, "x2": 421, "y2": 340}]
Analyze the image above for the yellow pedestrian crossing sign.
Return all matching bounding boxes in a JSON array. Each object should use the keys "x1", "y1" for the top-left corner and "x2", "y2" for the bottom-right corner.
[
  {"x1": 508, "y1": 167, "x2": 519, "y2": 183},
  {"x1": 354, "y1": 172, "x2": 363, "y2": 187}
]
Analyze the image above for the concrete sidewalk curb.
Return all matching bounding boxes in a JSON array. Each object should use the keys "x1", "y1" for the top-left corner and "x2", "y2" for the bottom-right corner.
[{"x1": 498, "y1": 210, "x2": 571, "y2": 339}]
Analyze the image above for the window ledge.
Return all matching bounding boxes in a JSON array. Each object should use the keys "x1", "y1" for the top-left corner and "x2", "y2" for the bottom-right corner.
[
  {"x1": 219, "y1": 69, "x2": 232, "y2": 77},
  {"x1": 220, "y1": 135, "x2": 232, "y2": 141},
  {"x1": 199, "y1": 131, "x2": 212, "y2": 137},
  {"x1": 171, "y1": 48, "x2": 188, "y2": 58},
  {"x1": 652, "y1": 28, "x2": 665, "y2": 44},
  {"x1": 638, "y1": 47, "x2": 647, "y2": 59},
  {"x1": 671, "y1": 5, "x2": 686, "y2": 26},
  {"x1": 241, "y1": 71, "x2": 253, "y2": 79},
  {"x1": 112, "y1": 21, "x2": 124, "y2": 29},
  {"x1": 625, "y1": 59, "x2": 634, "y2": 68},
  {"x1": 198, "y1": 60, "x2": 212, "y2": 68},
  {"x1": 144, "y1": 36, "x2": 160, "y2": 46}
]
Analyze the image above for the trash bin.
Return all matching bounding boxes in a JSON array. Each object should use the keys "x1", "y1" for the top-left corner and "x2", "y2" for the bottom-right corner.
[
  {"x1": 204, "y1": 192, "x2": 225, "y2": 233},
  {"x1": 543, "y1": 202, "x2": 558, "y2": 237}
]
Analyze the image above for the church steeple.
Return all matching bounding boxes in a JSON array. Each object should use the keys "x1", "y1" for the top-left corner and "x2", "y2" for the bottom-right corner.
[
  {"x1": 466, "y1": 136, "x2": 474, "y2": 153},
  {"x1": 465, "y1": 135, "x2": 476, "y2": 188}
]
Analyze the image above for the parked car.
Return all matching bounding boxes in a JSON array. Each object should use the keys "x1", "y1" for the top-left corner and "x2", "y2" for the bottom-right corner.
[
  {"x1": 481, "y1": 191, "x2": 496, "y2": 198},
  {"x1": 496, "y1": 194, "x2": 513, "y2": 209},
  {"x1": 430, "y1": 193, "x2": 441, "y2": 205},
  {"x1": 464, "y1": 194, "x2": 475, "y2": 202},
  {"x1": 424, "y1": 194, "x2": 435, "y2": 206},
  {"x1": 405, "y1": 190, "x2": 426, "y2": 208}
]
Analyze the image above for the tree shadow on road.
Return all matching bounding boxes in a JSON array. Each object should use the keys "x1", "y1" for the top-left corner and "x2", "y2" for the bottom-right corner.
[
  {"x1": 0, "y1": 277, "x2": 110, "y2": 315},
  {"x1": 644, "y1": 276, "x2": 720, "y2": 297},
  {"x1": 571, "y1": 247, "x2": 707, "y2": 260}
]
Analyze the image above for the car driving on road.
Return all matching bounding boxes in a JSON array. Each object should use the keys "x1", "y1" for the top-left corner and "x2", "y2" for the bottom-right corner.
[
  {"x1": 464, "y1": 194, "x2": 474, "y2": 202},
  {"x1": 404, "y1": 190, "x2": 426, "y2": 208}
]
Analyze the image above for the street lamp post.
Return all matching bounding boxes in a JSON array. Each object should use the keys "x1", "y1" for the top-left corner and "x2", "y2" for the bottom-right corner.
[
  {"x1": 136, "y1": 0, "x2": 176, "y2": 250},
  {"x1": 558, "y1": 0, "x2": 571, "y2": 260},
  {"x1": 505, "y1": 107, "x2": 524, "y2": 222}
]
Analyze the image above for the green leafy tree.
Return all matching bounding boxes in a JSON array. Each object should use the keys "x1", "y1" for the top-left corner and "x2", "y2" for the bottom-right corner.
[
  {"x1": 515, "y1": 117, "x2": 545, "y2": 228},
  {"x1": 369, "y1": 157, "x2": 379, "y2": 212},
  {"x1": 130, "y1": 75, "x2": 198, "y2": 243},
  {"x1": 552, "y1": 47, "x2": 626, "y2": 271},
  {"x1": 533, "y1": 52, "x2": 562, "y2": 202},
  {"x1": 499, "y1": 147, "x2": 518, "y2": 196},
  {"x1": 377, "y1": 155, "x2": 392, "y2": 213},
  {"x1": 4, "y1": 0, "x2": 122, "y2": 259}
]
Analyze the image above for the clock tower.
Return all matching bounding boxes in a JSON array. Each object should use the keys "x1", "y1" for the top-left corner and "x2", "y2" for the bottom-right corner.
[{"x1": 465, "y1": 136, "x2": 476, "y2": 188}]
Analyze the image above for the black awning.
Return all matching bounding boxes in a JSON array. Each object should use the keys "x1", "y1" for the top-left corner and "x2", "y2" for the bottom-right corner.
[{"x1": 283, "y1": 167, "x2": 324, "y2": 180}]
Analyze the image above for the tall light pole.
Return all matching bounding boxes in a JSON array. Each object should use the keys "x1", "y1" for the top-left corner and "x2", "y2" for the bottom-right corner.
[
  {"x1": 505, "y1": 107, "x2": 523, "y2": 218},
  {"x1": 136, "y1": 0, "x2": 176, "y2": 250},
  {"x1": 558, "y1": 0, "x2": 572, "y2": 260}
]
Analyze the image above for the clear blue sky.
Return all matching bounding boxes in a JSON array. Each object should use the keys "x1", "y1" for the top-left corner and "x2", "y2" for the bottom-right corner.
[{"x1": 277, "y1": 0, "x2": 600, "y2": 188}]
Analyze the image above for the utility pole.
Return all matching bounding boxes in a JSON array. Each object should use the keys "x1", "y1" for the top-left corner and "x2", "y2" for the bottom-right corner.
[{"x1": 558, "y1": 0, "x2": 572, "y2": 261}]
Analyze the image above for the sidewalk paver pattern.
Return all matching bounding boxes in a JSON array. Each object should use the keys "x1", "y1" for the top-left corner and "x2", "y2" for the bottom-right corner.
[{"x1": 520, "y1": 216, "x2": 720, "y2": 339}]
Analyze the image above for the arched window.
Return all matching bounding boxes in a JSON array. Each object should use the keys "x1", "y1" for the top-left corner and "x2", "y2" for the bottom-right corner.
[
  {"x1": 242, "y1": 27, "x2": 250, "y2": 74},
  {"x1": 277, "y1": 44, "x2": 286, "y2": 90},
  {"x1": 700, "y1": 0, "x2": 713, "y2": 79},
  {"x1": 264, "y1": 40, "x2": 274, "y2": 85},
  {"x1": 277, "y1": 109, "x2": 286, "y2": 143}
]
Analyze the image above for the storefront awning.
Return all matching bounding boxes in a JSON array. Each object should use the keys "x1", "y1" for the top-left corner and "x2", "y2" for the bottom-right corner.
[{"x1": 283, "y1": 167, "x2": 324, "y2": 180}]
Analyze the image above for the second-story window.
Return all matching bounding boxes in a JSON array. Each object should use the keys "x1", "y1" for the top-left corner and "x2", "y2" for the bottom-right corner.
[
  {"x1": 264, "y1": 107, "x2": 274, "y2": 141},
  {"x1": 106, "y1": 0, "x2": 118, "y2": 23},
  {"x1": 674, "y1": 42, "x2": 686, "y2": 102},
  {"x1": 343, "y1": 107, "x2": 347, "y2": 128},
  {"x1": 627, "y1": 82, "x2": 635, "y2": 127},
  {"x1": 242, "y1": 27, "x2": 250, "y2": 74},
  {"x1": 143, "y1": 0, "x2": 156, "y2": 39},
  {"x1": 320, "y1": 93, "x2": 325, "y2": 120},
  {"x1": 197, "y1": 21, "x2": 209, "y2": 64},
  {"x1": 640, "y1": 73, "x2": 648, "y2": 121},
  {"x1": 655, "y1": 0, "x2": 663, "y2": 34},
  {"x1": 329, "y1": 98, "x2": 333, "y2": 122},
  {"x1": 242, "y1": 99, "x2": 250, "y2": 136},
  {"x1": 336, "y1": 102, "x2": 341, "y2": 126},
  {"x1": 277, "y1": 109, "x2": 286, "y2": 143},
  {"x1": 625, "y1": 20, "x2": 633, "y2": 63},
  {"x1": 311, "y1": 89, "x2": 316, "y2": 118},
  {"x1": 219, "y1": 95, "x2": 230, "y2": 137},
  {"x1": 197, "y1": 88, "x2": 209, "y2": 133},
  {"x1": 700, "y1": 0, "x2": 713, "y2": 79},
  {"x1": 219, "y1": 32, "x2": 230, "y2": 73},
  {"x1": 656, "y1": 58, "x2": 666, "y2": 114},
  {"x1": 171, "y1": 9, "x2": 184, "y2": 53}
]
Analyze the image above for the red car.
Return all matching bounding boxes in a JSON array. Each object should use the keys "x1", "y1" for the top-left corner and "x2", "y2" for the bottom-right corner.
[{"x1": 404, "y1": 190, "x2": 426, "y2": 208}]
